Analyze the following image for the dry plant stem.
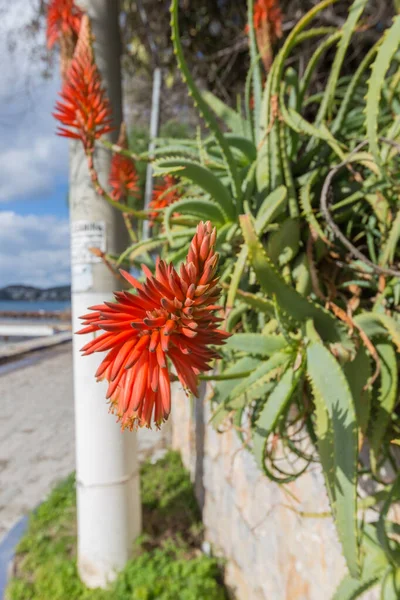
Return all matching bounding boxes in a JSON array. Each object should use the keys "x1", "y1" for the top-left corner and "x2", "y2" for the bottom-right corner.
[
  {"x1": 88, "y1": 247, "x2": 124, "y2": 282},
  {"x1": 320, "y1": 140, "x2": 400, "y2": 278},
  {"x1": 85, "y1": 149, "x2": 196, "y2": 227}
]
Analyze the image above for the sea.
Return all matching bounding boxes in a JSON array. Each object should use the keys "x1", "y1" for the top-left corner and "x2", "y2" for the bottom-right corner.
[{"x1": 0, "y1": 300, "x2": 71, "y2": 313}]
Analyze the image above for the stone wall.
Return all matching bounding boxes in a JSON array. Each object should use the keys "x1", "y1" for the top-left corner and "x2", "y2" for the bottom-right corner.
[{"x1": 170, "y1": 382, "x2": 378, "y2": 600}]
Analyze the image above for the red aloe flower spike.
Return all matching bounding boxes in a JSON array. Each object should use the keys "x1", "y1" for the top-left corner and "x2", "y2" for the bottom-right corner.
[
  {"x1": 47, "y1": 0, "x2": 83, "y2": 49},
  {"x1": 252, "y1": 0, "x2": 282, "y2": 72},
  {"x1": 47, "y1": 0, "x2": 84, "y2": 80},
  {"x1": 149, "y1": 175, "x2": 181, "y2": 226},
  {"x1": 109, "y1": 123, "x2": 140, "y2": 202},
  {"x1": 53, "y1": 15, "x2": 114, "y2": 151},
  {"x1": 77, "y1": 221, "x2": 230, "y2": 430}
]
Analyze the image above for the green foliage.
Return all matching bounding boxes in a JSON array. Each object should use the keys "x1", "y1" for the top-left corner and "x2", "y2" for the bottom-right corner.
[
  {"x1": 224, "y1": 332, "x2": 287, "y2": 357},
  {"x1": 128, "y1": 124, "x2": 151, "y2": 192},
  {"x1": 307, "y1": 337, "x2": 359, "y2": 578},
  {"x1": 109, "y1": 0, "x2": 400, "y2": 592},
  {"x1": 369, "y1": 342, "x2": 398, "y2": 462},
  {"x1": 112, "y1": 545, "x2": 226, "y2": 600},
  {"x1": 153, "y1": 158, "x2": 235, "y2": 221},
  {"x1": 6, "y1": 452, "x2": 226, "y2": 600},
  {"x1": 365, "y1": 15, "x2": 400, "y2": 165},
  {"x1": 240, "y1": 215, "x2": 345, "y2": 343},
  {"x1": 170, "y1": 0, "x2": 242, "y2": 202},
  {"x1": 140, "y1": 451, "x2": 200, "y2": 525},
  {"x1": 252, "y1": 362, "x2": 304, "y2": 473}
]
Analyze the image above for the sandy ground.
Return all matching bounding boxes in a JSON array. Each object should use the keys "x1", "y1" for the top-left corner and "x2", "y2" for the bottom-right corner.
[{"x1": 0, "y1": 343, "x2": 170, "y2": 542}]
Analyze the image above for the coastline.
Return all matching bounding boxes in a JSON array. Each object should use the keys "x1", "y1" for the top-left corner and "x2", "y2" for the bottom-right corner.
[{"x1": 0, "y1": 309, "x2": 71, "y2": 321}]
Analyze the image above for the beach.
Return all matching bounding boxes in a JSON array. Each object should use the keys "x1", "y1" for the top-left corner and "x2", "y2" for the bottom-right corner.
[{"x1": 0, "y1": 343, "x2": 170, "y2": 543}]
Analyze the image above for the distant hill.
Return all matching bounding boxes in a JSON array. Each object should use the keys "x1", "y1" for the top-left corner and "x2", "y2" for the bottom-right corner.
[{"x1": 0, "y1": 285, "x2": 71, "y2": 302}]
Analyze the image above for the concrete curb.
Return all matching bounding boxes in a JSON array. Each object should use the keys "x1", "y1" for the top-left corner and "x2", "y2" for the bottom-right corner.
[{"x1": 0, "y1": 516, "x2": 28, "y2": 599}]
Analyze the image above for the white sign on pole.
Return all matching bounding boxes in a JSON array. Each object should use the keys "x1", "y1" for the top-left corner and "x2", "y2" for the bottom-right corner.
[
  {"x1": 72, "y1": 264, "x2": 94, "y2": 292},
  {"x1": 71, "y1": 220, "x2": 106, "y2": 265}
]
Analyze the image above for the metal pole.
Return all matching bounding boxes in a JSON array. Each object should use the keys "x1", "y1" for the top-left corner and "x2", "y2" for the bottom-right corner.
[
  {"x1": 70, "y1": 0, "x2": 141, "y2": 588},
  {"x1": 142, "y1": 66, "x2": 162, "y2": 240}
]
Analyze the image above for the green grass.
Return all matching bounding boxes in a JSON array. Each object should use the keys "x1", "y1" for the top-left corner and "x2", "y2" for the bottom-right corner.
[{"x1": 6, "y1": 451, "x2": 226, "y2": 600}]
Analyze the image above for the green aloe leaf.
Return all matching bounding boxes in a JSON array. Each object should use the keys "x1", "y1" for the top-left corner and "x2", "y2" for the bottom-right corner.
[
  {"x1": 343, "y1": 346, "x2": 371, "y2": 436},
  {"x1": 299, "y1": 31, "x2": 342, "y2": 105},
  {"x1": 299, "y1": 170, "x2": 327, "y2": 241},
  {"x1": 252, "y1": 360, "x2": 304, "y2": 472},
  {"x1": 170, "y1": 0, "x2": 242, "y2": 201},
  {"x1": 365, "y1": 15, "x2": 400, "y2": 166},
  {"x1": 332, "y1": 526, "x2": 387, "y2": 599},
  {"x1": 233, "y1": 289, "x2": 275, "y2": 315},
  {"x1": 255, "y1": 185, "x2": 287, "y2": 234},
  {"x1": 316, "y1": 0, "x2": 368, "y2": 122},
  {"x1": 226, "y1": 351, "x2": 291, "y2": 409},
  {"x1": 307, "y1": 339, "x2": 359, "y2": 578},
  {"x1": 292, "y1": 253, "x2": 312, "y2": 296},
  {"x1": 247, "y1": 0, "x2": 263, "y2": 142},
  {"x1": 369, "y1": 342, "x2": 398, "y2": 460},
  {"x1": 266, "y1": 217, "x2": 300, "y2": 267},
  {"x1": 117, "y1": 230, "x2": 194, "y2": 265},
  {"x1": 153, "y1": 158, "x2": 235, "y2": 221},
  {"x1": 212, "y1": 356, "x2": 262, "y2": 407},
  {"x1": 381, "y1": 115, "x2": 400, "y2": 163},
  {"x1": 256, "y1": 0, "x2": 339, "y2": 186},
  {"x1": 201, "y1": 90, "x2": 246, "y2": 133},
  {"x1": 225, "y1": 333, "x2": 287, "y2": 357},
  {"x1": 377, "y1": 476, "x2": 400, "y2": 567},
  {"x1": 163, "y1": 197, "x2": 227, "y2": 240},
  {"x1": 332, "y1": 40, "x2": 381, "y2": 136},
  {"x1": 226, "y1": 245, "x2": 248, "y2": 311},
  {"x1": 380, "y1": 210, "x2": 400, "y2": 267},
  {"x1": 354, "y1": 313, "x2": 400, "y2": 351},
  {"x1": 381, "y1": 569, "x2": 400, "y2": 600},
  {"x1": 240, "y1": 214, "x2": 345, "y2": 343},
  {"x1": 224, "y1": 134, "x2": 256, "y2": 162},
  {"x1": 282, "y1": 107, "x2": 345, "y2": 159}
]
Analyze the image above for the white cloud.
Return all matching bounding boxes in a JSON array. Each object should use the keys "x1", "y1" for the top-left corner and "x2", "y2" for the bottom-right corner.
[
  {"x1": 0, "y1": 5, "x2": 70, "y2": 286},
  {"x1": 0, "y1": 212, "x2": 70, "y2": 287},
  {"x1": 0, "y1": 135, "x2": 68, "y2": 201},
  {"x1": 0, "y1": 1, "x2": 68, "y2": 202}
]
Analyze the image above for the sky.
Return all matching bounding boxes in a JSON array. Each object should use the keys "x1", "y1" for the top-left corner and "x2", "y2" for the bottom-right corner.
[{"x1": 0, "y1": 2, "x2": 70, "y2": 289}]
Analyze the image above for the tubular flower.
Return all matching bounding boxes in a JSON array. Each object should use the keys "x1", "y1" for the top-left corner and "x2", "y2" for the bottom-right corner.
[
  {"x1": 253, "y1": 0, "x2": 282, "y2": 71},
  {"x1": 47, "y1": 0, "x2": 83, "y2": 48},
  {"x1": 53, "y1": 15, "x2": 113, "y2": 150},
  {"x1": 149, "y1": 175, "x2": 181, "y2": 225},
  {"x1": 46, "y1": 0, "x2": 84, "y2": 79},
  {"x1": 109, "y1": 124, "x2": 139, "y2": 202},
  {"x1": 77, "y1": 222, "x2": 230, "y2": 430}
]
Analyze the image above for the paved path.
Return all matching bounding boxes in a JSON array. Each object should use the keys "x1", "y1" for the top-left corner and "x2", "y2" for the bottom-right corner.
[{"x1": 0, "y1": 344, "x2": 169, "y2": 542}]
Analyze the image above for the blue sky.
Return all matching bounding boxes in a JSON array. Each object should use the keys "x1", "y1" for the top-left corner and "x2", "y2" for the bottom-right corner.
[{"x1": 0, "y1": 2, "x2": 71, "y2": 288}]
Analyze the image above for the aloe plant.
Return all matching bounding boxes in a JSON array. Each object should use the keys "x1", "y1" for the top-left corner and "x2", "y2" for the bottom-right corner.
[{"x1": 96, "y1": 0, "x2": 400, "y2": 592}]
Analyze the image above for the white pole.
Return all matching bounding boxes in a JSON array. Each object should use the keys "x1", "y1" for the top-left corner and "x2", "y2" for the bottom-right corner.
[
  {"x1": 70, "y1": 0, "x2": 141, "y2": 588},
  {"x1": 142, "y1": 66, "x2": 162, "y2": 241}
]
